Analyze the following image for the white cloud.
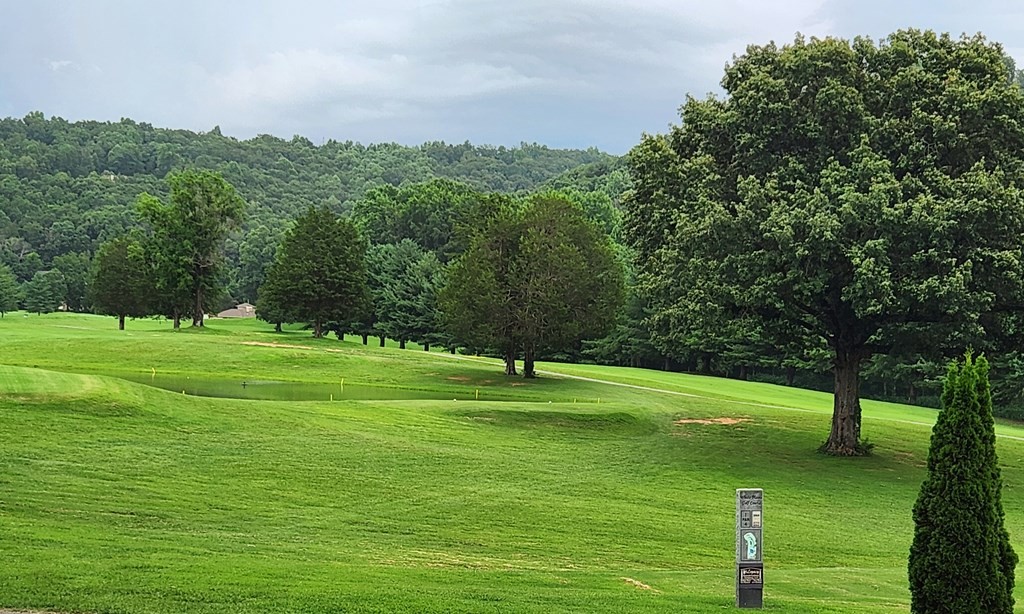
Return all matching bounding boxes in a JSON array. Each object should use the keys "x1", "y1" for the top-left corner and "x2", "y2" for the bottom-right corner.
[
  {"x1": 204, "y1": 47, "x2": 548, "y2": 124},
  {"x1": 47, "y1": 59, "x2": 73, "y2": 71},
  {"x1": 6, "y1": 0, "x2": 1020, "y2": 152}
]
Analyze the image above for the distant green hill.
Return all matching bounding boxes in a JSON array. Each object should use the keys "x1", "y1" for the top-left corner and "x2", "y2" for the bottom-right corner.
[{"x1": 0, "y1": 112, "x2": 618, "y2": 281}]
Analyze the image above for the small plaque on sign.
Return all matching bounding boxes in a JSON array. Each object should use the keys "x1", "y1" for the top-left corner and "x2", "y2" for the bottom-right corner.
[
  {"x1": 738, "y1": 490, "x2": 763, "y2": 511},
  {"x1": 740, "y1": 567, "x2": 763, "y2": 585},
  {"x1": 752, "y1": 510, "x2": 761, "y2": 528}
]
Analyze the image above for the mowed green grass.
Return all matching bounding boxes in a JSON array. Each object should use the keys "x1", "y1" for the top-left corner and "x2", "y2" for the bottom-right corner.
[{"x1": 2, "y1": 313, "x2": 1024, "y2": 612}]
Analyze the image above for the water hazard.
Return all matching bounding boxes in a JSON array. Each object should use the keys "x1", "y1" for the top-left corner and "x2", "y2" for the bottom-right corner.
[{"x1": 109, "y1": 372, "x2": 512, "y2": 402}]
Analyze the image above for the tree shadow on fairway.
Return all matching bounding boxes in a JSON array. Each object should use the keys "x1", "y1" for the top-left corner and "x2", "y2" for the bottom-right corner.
[{"x1": 456, "y1": 409, "x2": 658, "y2": 436}]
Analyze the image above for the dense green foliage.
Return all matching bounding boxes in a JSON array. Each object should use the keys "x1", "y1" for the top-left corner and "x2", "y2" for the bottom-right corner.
[
  {"x1": 22, "y1": 269, "x2": 65, "y2": 314},
  {"x1": 443, "y1": 195, "x2": 624, "y2": 376},
  {"x1": 0, "y1": 113, "x2": 611, "y2": 293},
  {"x1": 137, "y1": 169, "x2": 246, "y2": 327},
  {"x1": 0, "y1": 263, "x2": 18, "y2": 316},
  {"x1": 351, "y1": 178, "x2": 487, "y2": 262},
  {"x1": 258, "y1": 207, "x2": 369, "y2": 338},
  {"x1": 626, "y1": 30, "x2": 1024, "y2": 454},
  {"x1": 88, "y1": 236, "x2": 152, "y2": 330},
  {"x1": 909, "y1": 355, "x2": 1016, "y2": 612},
  {"x1": 362, "y1": 240, "x2": 446, "y2": 350}
]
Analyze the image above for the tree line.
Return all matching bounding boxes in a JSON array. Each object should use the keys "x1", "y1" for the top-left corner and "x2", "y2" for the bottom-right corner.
[{"x1": 75, "y1": 170, "x2": 625, "y2": 377}]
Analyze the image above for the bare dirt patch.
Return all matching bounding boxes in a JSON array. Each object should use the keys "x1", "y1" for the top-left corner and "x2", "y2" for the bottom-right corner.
[
  {"x1": 674, "y1": 417, "x2": 749, "y2": 426},
  {"x1": 621, "y1": 577, "x2": 659, "y2": 592},
  {"x1": 241, "y1": 341, "x2": 314, "y2": 351},
  {"x1": 446, "y1": 376, "x2": 472, "y2": 382}
]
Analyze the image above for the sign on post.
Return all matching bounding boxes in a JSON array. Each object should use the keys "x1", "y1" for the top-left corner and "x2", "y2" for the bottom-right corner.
[{"x1": 736, "y1": 488, "x2": 763, "y2": 608}]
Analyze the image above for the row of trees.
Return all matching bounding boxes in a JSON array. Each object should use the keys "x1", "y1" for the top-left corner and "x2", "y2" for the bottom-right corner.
[
  {"x1": 89, "y1": 170, "x2": 244, "y2": 329},
  {"x1": 80, "y1": 168, "x2": 625, "y2": 375},
  {"x1": 254, "y1": 193, "x2": 624, "y2": 375}
]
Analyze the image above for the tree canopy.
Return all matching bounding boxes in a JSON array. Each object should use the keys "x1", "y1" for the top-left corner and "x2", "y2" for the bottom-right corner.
[
  {"x1": 137, "y1": 169, "x2": 245, "y2": 327},
  {"x1": 22, "y1": 269, "x2": 65, "y2": 315},
  {"x1": 89, "y1": 236, "x2": 151, "y2": 330},
  {"x1": 364, "y1": 240, "x2": 446, "y2": 350},
  {"x1": 258, "y1": 206, "x2": 369, "y2": 338},
  {"x1": 625, "y1": 30, "x2": 1024, "y2": 455},
  {"x1": 443, "y1": 194, "x2": 624, "y2": 376}
]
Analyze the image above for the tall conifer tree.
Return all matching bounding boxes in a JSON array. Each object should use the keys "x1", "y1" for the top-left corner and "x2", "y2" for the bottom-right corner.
[{"x1": 909, "y1": 354, "x2": 1016, "y2": 613}]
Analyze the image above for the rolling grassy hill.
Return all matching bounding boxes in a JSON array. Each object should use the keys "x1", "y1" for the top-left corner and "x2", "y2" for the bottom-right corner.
[{"x1": 2, "y1": 313, "x2": 1023, "y2": 612}]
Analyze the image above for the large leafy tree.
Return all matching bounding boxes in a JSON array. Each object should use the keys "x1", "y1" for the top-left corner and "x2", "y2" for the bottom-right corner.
[
  {"x1": 51, "y1": 252, "x2": 91, "y2": 312},
  {"x1": 0, "y1": 264, "x2": 20, "y2": 316},
  {"x1": 89, "y1": 236, "x2": 151, "y2": 330},
  {"x1": 442, "y1": 196, "x2": 527, "y2": 374},
  {"x1": 138, "y1": 169, "x2": 245, "y2": 328},
  {"x1": 909, "y1": 354, "x2": 1016, "y2": 612},
  {"x1": 513, "y1": 195, "x2": 624, "y2": 376},
  {"x1": 443, "y1": 195, "x2": 624, "y2": 377},
  {"x1": 259, "y1": 206, "x2": 368, "y2": 338},
  {"x1": 626, "y1": 30, "x2": 1024, "y2": 455}
]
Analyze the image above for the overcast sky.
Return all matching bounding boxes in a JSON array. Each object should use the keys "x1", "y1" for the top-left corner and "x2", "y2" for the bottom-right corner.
[{"x1": 2, "y1": 1, "x2": 1023, "y2": 153}]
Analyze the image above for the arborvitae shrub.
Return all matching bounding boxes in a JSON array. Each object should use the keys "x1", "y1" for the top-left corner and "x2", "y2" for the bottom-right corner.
[{"x1": 909, "y1": 354, "x2": 1016, "y2": 613}]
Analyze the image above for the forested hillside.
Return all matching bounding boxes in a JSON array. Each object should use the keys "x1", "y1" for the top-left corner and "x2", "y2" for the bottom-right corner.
[{"x1": 0, "y1": 112, "x2": 617, "y2": 287}]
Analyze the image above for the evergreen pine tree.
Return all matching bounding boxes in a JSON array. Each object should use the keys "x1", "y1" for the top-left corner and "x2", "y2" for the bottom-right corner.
[
  {"x1": 0, "y1": 264, "x2": 20, "y2": 317},
  {"x1": 258, "y1": 206, "x2": 369, "y2": 338},
  {"x1": 909, "y1": 354, "x2": 1016, "y2": 613}
]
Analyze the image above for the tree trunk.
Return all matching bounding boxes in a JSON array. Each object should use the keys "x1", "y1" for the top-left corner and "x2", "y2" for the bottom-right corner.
[
  {"x1": 701, "y1": 354, "x2": 712, "y2": 374},
  {"x1": 379, "y1": 335, "x2": 386, "y2": 347},
  {"x1": 118, "y1": 313, "x2": 125, "y2": 330},
  {"x1": 313, "y1": 320, "x2": 323, "y2": 338},
  {"x1": 193, "y1": 285, "x2": 204, "y2": 327},
  {"x1": 664, "y1": 357, "x2": 670, "y2": 371},
  {"x1": 450, "y1": 346, "x2": 456, "y2": 355},
  {"x1": 423, "y1": 342, "x2": 430, "y2": 352},
  {"x1": 338, "y1": 331, "x2": 344, "y2": 341},
  {"x1": 908, "y1": 382, "x2": 918, "y2": 405},
  {"x1": 738, "y1": 365, "x2": 748, "y2": 381},
  {"x1": 785, "y1": 365, "x2": 796, "y2": 387},
  {"x1": 275, "y1": 322, "x2": 282, "y2": 333},
  {"x1": 523, "y1": 346, "x2": 536, "y2": 379},
  {"x1": 172, "y1": 309, "x2": 181, "y2": 330},
  {"x1": 823, "y1": 347, "x2": 868, "y2": 456},
  {"x1": 361, "y1": 334, "x2": 368, "y2": 345},
  {"x1": 399, "y1": 339, "x2": 406, "y2": 349},
  {"x1": 504, "y1": 348, "x2": 518, "y2": 376}
]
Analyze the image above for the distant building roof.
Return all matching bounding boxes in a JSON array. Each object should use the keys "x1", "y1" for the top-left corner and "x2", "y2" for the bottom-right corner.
[{"x1": 216, "y1": 302, "x2": 256, "y2": 318}]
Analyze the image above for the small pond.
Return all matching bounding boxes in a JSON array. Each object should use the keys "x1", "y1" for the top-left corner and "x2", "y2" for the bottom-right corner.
[{"x1": 108, "y1": 372, "x2": 513, "y2": 402}]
